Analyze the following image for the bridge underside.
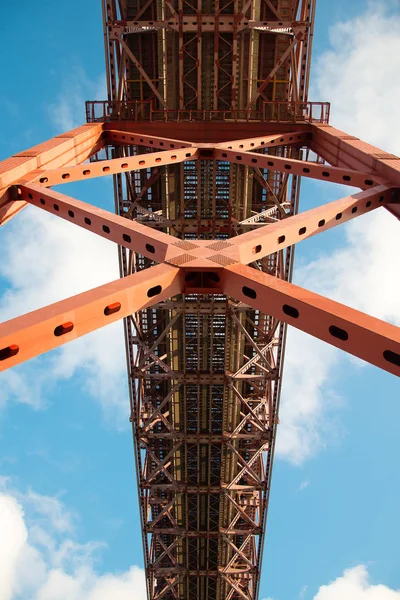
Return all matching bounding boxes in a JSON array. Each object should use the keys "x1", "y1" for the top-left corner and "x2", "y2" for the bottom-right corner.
[
  {"x1": 0, "y1": 2, "x2": 399, "y2": 597},
  {"x1": 102, "y1": 1, "x2": 315, "y2": 599}
]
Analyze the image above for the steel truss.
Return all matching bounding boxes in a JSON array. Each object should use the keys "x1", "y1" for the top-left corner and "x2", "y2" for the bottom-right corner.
[
  {"x1": 1, "y1": 1, "x2": 400, "y2": 599},
  {"x1": 0, "y1": 122, "x2": 399, "y2": 600}
]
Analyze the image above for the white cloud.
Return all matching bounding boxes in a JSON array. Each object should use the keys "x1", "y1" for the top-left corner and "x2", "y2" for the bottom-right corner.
[
  {"x1": 0, "y1": 206, "x2": 128, "y2": 426},
  {"x1": 312, "y1": 3, "x2": 400, "y2": 155},
  {"x1": 276, "y1": 3, "x2": 400, "y2": 463},
  {"x1": 314, "y1": 565, "x2": 400, "y2": 599},
  {"x1": 48, "y1": 66, "x2": 106, "y2": 133},
  {"x1": 0, "y1": 478, "x2": 147, "y2": 600}
]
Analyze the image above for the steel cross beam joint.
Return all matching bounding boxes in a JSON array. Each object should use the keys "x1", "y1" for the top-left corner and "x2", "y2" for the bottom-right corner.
[
  {"x1": 1, "y1": 123, "x2": 400, "y2": 378},
  {"x1": 1, "y1": 180, "x2": 399, "y2": 376}
]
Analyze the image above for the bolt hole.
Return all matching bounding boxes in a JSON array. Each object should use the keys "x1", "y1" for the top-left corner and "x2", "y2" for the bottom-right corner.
[
  {"x1": 318, "y1": 219, "x2": 325, "y2": 227},
  {"x1": 351, "y1": 207, "x2": 358, "y2": 214},
  {"x1": 104, "y1": 302, "x2": 121, "y2": 316},
  {"x1": 366, "y1": 200, "x2": 372, "y2": 207},
  {"x1": 54, "y1": 322, "x2": 74, "y2": 337},
  {"x1": 299, "y1": 226, "x2": 306, "y2": 235},
  {"x1": 68, "y1": 210, "x2": 74, "y2": 218},
  {"x1": 242, "y1": 286, "x2": 257, "y2": 299},
  {"x1": 103, "y1": 166, "x2": 110, "y2": 172},
  {"x1": 40, "y1": 198, "x2": 45, "y2": 205},
  {"x1": 252, "y1": 244, "x2": 262, "y2": 254},
  {"x1": 278, "y1": 235, "x2": 285, "y2": 244},
  {"x1": 83, "y1": 169, "x2": 90, "y2": 176},
  {"x1": 84, "y1": 217, "x2": 91, "y2": 225},
  {"x1": 123, "y1": 233, "x2": 131, "y2": 243},
  {"x1": 146, "y1": 243, "x2": 155, "y2": 254},
  {"x1": 147, "y1": 285, "x2": 162, "y2": 298},
  {"x1": 62, "y1": 173, "x2": 70, "y2": 180},
  {"x1": 103, "y1": 225, "x2": 110, "y2": 233},
  {"x1": 0, "y1": 345, "x2": 19, "y2": 361},
  {"x1": 336, "y1": 213, "x2": 342, "y2": 220},
  {"x1": 329, "y1": 325, "x2": 348, "y2": 341},
  {"x1": 383, "y1": 350, "x2": 400, "y2": 367},
  {"x1": 364, "y1": 179, "x2": 374, "y2": 186},
  {"x1": 53, "y1": 204, "x2": 59, "y2": 211},
  {"x1": 282, "y1": 304, "x2": 299, "y2": 318}
]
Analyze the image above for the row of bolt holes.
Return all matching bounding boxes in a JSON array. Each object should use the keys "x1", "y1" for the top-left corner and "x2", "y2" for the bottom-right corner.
[
  {"x1": 221, "y1": 152, "x2": 375, "y2": 186},
  {"x1": 228, "y1": 134, "x2": 304, "y2": 149},
  {"x1": 241, "y1": 288, "x2": 400, "y2": 368},
  {"x1": 129, "y1": 21, "x2": 286, "y2": 26},
  {"x1": 39, "y1": 152, "x2": 193, "y2": 183},
  {"x1": 0, "y1": 287, "x2": 163, "y2": 362},
  {"x1": 28, "y1": 194, "x2": 157, "y2": 254},
  {"x1": 251, "y1": 196, "x2": 385, "y2": 253},
  {"x1": 112, "y1": 134, "x2": 187, "y2": 149}
]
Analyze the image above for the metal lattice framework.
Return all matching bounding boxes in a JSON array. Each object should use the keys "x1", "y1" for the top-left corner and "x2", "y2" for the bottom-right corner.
[{"x1": 1, "y1": 1, "x2": 399, "y2": 600}]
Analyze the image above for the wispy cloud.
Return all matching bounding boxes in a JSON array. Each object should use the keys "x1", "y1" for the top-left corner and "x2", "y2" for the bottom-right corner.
[
  {"x1": 48, "y1": 66, "x2": 106, "y2": 133},
  {"x1": 299, "y1": 480, "x2": 309, "y2": 492},
  {"x1": 275, "y1": 3, "x2": 400, "y2": 464},
  {"x1": 0, "y1": 207, "x2": 128, "y2": 426}
]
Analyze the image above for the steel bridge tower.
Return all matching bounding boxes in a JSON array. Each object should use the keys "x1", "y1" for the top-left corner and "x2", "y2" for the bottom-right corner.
[{"x1": 0, "y1": 1, "x2": 399, "y2": 599}]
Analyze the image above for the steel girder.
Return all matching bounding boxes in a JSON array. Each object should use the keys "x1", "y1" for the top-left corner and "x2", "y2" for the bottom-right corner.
[{"x1": 1, "y1": 122, "x2": 400, "y2": 600}]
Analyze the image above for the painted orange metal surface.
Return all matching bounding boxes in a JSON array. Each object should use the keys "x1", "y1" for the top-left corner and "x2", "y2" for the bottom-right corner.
[
  {"x1": 33, "y1": 147, "x2": 199, "y2": 187},
  {"x1": 0, "y1": 124, "x2": 103, "y2": 225},
  {"x1": 0, "y1": 124, "x2": 399, "y2": 379},
  {"x1": 229, "y1": 186, "x2": 394, "y2": 264},
  {"x1": 221, "y1": 264, "x2": 400, "y2": 376},
  {"x1": 1, "y1": 2, "x2": 400, "y2": 597},
  {"x1": 0, "y1": 264, "x2": 183, "y2": 370},
  {"x1": 18, "y1": 184, "x2": 182, "y2": 264},
  {"x1": 214, "y1": 148, "x2": 383, "y2": 188}
]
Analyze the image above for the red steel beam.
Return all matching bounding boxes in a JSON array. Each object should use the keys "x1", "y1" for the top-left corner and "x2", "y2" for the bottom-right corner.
[
  {"x1": 230, "y1": 185, "x2": 394, "y2": 264},
  {"x1": 0, "y1": 264, "x2": 183, "y2": 371},
  {"x1": 221, "y1": 263, "x2": 400, "y2": 377},
  {"x1": 105, "y1": 129, "x2": 194, "y2": 150},
  {"x1": 33, "y1": 147, "x2": 199, "y2": 187},
  {"x1": 311, "y1": 123, "x2": 400, "y2": 187},
  {"x1": 214, "y1": 148, "x2": 384, "y2": 189},
  {"x1": 0, "y1": 123, "x2": 104, "y2": 225},
  {"x1": 217, "y1": 131, "x2": 310, "y2": 152},
  {"x1": 18, "y1": 184, "x2": 181, "y2": 264}
]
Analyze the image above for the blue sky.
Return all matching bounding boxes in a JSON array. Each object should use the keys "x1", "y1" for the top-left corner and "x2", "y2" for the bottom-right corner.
[{"x1": 0, "y1": 1, "x2": 400, "y2": 599}]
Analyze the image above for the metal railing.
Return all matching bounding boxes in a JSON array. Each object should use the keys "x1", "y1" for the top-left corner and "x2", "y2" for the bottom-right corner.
[{"x1": 86, "y1": 100, "x2": 330, "y2": 124}]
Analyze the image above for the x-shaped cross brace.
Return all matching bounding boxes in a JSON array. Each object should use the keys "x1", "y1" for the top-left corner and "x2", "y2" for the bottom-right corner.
[{"x1": 0, "y1": 179, "x2": 399, "y2": 376}]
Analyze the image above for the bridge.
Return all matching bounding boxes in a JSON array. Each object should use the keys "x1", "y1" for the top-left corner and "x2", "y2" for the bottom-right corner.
[{"x1": 0, "y1": 1, "x2": 399, "y2": 599}]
